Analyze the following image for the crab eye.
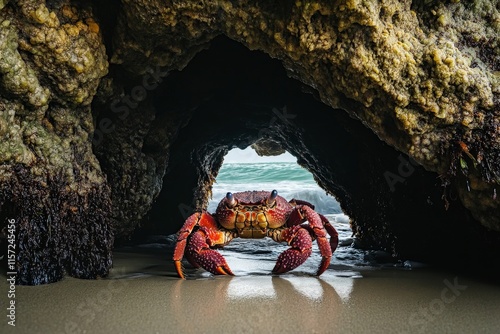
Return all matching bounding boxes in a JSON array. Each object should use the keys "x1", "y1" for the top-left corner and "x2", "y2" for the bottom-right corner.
[
  {"x1": 226, "y1": 192, "x2": 236, "y2": 207},
  {"x1": 267, "y1": 190, "x2": 278, "y2": 206}
]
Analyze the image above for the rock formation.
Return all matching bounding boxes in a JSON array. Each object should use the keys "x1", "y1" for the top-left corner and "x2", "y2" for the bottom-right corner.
[
  {"x1": 0, "y1": 0, "x2": 112, "y2": 284},
  {"x1": 0, "y1": 0, "x2": 498, "y2": 284}
]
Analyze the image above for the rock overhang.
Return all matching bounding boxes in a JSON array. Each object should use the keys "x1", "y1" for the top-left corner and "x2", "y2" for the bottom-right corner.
[
  {"x1": 106, "y1": 0, "x2": 499, "y2": 231},
  {"x1": 113, "y1": 36, "x2": 498, "y2": 268}
]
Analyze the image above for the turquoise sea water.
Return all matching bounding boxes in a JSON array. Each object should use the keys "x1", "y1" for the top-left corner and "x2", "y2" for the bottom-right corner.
[
  {"x1": 214, "y1": 162, "x2": 315, "y2": 183},
  {"x1": 207, "y1": 162, "x2": 341, "y2": 215}
]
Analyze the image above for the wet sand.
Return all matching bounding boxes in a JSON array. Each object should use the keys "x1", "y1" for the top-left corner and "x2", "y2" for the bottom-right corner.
[{"x1": 2, "y1": 246, "x2": 500, "y2": 334}]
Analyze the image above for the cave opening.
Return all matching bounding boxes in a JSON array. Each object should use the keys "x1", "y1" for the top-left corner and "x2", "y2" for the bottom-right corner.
[
  {"x1": 138, "y1": 35, "x2": 356, "y2": 239},
  {"x1": 99, "y1": 35, "x2": 500, "y2": 271},
  {"x1": 127, "y1": 35, "x2": 452, "y2": 257}
]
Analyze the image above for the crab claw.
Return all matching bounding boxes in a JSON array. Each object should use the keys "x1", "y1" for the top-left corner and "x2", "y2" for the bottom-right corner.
[
  {"x1": 187, "y1": 230, "x2": 235, "y2": 276},
  {"x1": 281, "y1": 205, "x2": 336, "y2": 276},
  {"x1": 272, "y1": 225, "x2": 313, "y2": 274},
  {"x1": 173, "y1": 211, "x2": 233, "y2": 278}
]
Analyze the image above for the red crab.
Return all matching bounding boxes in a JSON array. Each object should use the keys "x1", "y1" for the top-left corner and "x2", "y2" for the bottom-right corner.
[{"x1": 173, "y1": 190, "x2": 339, "y2": 278}]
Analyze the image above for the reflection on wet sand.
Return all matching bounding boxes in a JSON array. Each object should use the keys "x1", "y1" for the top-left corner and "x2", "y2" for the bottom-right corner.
[
  {"x1": 223, "y1": 273, "x2": 356, "y2": 303},
  {"x1": 4, "y1": 248, "x2": 500, "y2": 334},
  {"x1": 169, "y1": 271, "x2": 360, "y2": 333},
  {"x1": 227, "y1": 276, "x2": 277, "y2": 299}
]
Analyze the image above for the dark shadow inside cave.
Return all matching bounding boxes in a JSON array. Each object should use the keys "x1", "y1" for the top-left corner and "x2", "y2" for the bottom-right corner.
[
  {"x1": 101, "y1": 36, "x2": 500, "y2": 270},
  {"x1": 143, "y1": 35, "x2": 351, "y2": 236}
]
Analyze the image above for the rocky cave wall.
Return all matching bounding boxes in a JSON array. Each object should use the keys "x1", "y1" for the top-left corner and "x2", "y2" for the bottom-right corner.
[
  {"x1": 0, "y1": 0, "x2": 113, "y2": 284},
  {"x1": 0, "y1": 0, "x2": 499, "y2": 284},
  {"x1": 144, "y1": 37, "x2": 498, "y2": 266}
]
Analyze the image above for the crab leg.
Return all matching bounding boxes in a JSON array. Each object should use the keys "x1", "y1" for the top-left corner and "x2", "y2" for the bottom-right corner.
[
  {"x1": 173, "y1": 211, "x2": 232, "y2": 278},
  {"x1": 319, "y1": 213, "x2": 339, "y2": 254},
  {"x1": 302, "y1": 206, "x2": 334, "y2": 275},
  {"x1": 289, "y1": 198, "x2": 316, "y2": 209},
  {"x1": 272, "y1": 225, "x2": 313, "y2": 274},
  {"x1": 289, "y1": 205, "x2": 335, "y2": 276},
  {"x1": 173, "y1": 212, "x2": 203, "y2": 278}
]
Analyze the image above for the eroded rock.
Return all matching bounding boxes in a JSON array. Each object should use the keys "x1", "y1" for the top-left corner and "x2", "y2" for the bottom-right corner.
[{"x1": 0, "y1": 0, "x2": 111, "y2": 284}]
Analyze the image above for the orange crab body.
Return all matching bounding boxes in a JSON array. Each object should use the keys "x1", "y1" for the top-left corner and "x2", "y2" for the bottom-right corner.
[{"x1": 173, "y1": 190, "x2": 338, "y2": 278}]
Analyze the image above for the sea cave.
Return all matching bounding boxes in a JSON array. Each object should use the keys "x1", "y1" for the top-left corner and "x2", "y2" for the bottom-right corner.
[{"x1": 0, "y1": 0, "x2": 499, "y2": 288}]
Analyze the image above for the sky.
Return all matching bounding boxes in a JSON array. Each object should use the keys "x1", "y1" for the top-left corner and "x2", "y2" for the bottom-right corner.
[{"x1": 223, "y1": 147, "x2": 297, "y2": 163}]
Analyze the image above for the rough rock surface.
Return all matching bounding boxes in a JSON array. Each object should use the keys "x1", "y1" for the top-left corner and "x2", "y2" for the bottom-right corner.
[
  {"x1": 0, "y1": 0, "x2": 499, "y2": 284},
  {"x1": 0, "y1": 0, "x2": 112, "y2": 284},
  {"x1": 109, "y1": 0, "x2": 500, "y2": 231}
]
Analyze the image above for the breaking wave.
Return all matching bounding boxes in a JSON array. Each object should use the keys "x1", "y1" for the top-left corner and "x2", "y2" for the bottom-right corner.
[{"x1": 208, "y1": 162, "x2": 341, "y2": 215}]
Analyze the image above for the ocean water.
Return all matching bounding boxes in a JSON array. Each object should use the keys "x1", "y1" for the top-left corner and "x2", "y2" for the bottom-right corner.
[{"x1": 207, "y1": 162, "x2": 341, "y2": 215}]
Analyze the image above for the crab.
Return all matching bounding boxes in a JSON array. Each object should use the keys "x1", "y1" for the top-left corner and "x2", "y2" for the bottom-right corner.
[{"x1": 173, "y1": 190, "x2": 339, "y2": 278}]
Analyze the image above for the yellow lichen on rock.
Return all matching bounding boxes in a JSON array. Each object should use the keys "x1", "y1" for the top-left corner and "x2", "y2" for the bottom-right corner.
[
  {"x1": 0, "y1": 0, "x2": 109, "y2": 184},
  {"x1": 86, "y1": 18, "x2": 99, "y2": 34},
  {"x1": 61, "y1": 5, "x2": 78, "y2": 21},
  {"x1": 10, "y1": 2, "x2": 108, "y2": 107}
]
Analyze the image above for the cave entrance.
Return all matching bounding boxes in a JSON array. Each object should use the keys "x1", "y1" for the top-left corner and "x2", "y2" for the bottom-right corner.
[
  {"x1": 103, "y1": 34, "x2": 497, "y2": 267},
  {"x1": 144, "y1": 36, "x2": 358, "y2": 236},
  {"x1": 91, "y1": 28, "x2": 500, "y2": 270}
]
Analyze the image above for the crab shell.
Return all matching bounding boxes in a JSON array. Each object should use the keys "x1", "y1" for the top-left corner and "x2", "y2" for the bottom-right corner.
[{"x1": 214, "y1": 190, "x2": 293, "y2": 238}]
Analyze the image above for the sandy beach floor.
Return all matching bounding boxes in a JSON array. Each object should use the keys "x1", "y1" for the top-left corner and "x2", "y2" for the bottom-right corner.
[{"x1": 2, "y1": 242, "x2": 500, "y2": 334}]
